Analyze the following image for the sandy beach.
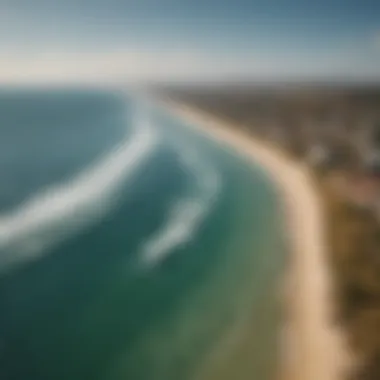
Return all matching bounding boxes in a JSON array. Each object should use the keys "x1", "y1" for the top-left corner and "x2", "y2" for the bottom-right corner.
[{"x1": 163, "y1": 101, "x2": 348, "y2": 380}]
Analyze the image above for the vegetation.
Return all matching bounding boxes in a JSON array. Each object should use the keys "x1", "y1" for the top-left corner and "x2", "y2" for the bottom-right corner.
[
  {"x1": 321, "y1": 173, "x2": 380, "y2": 379},
  {"x1": 158, "y1": 84, "x2": 380, "y2": 379}
]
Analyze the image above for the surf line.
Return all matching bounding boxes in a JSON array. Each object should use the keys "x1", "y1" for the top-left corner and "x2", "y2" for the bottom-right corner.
[
  {"x1": 140, "y1": 143, "x2": 222, "y2": 268},
  {"x1": 0, "y1": 108, "x2": 158, "y2": 272}
]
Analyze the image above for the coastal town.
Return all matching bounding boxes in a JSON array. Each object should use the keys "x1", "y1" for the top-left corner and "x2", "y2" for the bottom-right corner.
[
  {"x1": 157, "y1": 83, "x2": 380, "y2": 380},
  {"x1": 160, "y1": 84, "x2": 380, "y2": 211}
]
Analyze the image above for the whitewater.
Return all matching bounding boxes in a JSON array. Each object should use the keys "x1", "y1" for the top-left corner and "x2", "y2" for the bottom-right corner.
[
  {"x1": 140, "y1": 145, "x2": 222, "y2": 267},
  {"x1": 0, "y1": 89, "x2": 284, "y2": 380},
  {"x1": 0, "y1": 101, "x2": 222, "y2": 274},
  {"x1": 0, "y1": 107, "x2": 157, "y2": 271}
]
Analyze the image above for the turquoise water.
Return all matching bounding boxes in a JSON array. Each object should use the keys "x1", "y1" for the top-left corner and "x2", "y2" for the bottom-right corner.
[{"x1": 0, "y1": 89, "x2": 284, "y2": 380}]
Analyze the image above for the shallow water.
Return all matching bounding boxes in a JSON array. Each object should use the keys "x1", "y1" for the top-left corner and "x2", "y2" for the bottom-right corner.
[{"x1": 0, "y1": 88, "x2": 284, "y2": 380}]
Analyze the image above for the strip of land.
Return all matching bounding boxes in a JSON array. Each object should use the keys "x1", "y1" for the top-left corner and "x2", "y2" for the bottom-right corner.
[{"x1": 163, "y1": 100, "x2": 348, "y2": 380}]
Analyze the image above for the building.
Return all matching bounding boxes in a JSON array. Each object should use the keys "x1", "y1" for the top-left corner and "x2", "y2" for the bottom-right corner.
[{"x1": 306, "y1": 143, "x2": 331, "y2": 168}]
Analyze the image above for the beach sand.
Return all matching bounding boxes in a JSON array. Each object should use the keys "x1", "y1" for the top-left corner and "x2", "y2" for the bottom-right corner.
[{"x1": 163, "y1": 101, "x2": 349, "y2": 380}]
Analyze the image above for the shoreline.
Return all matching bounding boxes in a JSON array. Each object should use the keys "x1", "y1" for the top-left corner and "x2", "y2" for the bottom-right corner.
[{"x1": 161, "y1": 100, "x2": 348, "y2": 380}]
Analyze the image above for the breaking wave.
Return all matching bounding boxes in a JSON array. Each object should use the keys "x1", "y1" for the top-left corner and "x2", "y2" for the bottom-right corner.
[
  {"x1": 0, "y1": 108, "x2": 158, "y2": 272},
  {"x1": 140, "y1": 146, "x2": 222, "y2": 267}
]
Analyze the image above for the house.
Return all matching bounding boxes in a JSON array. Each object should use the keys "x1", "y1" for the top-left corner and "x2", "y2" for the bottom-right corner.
[
  {"x1": 363, "y1": 150, "x2": 380, "y2": 177},
  {"x1": 338, "y1": 172, "x2": 380, "y2": 214},
  {"x1": 306, "y1": 143, "x2": 331, "y2": 169}
]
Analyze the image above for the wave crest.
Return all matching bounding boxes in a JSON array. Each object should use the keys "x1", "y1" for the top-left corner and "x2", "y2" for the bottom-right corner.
[
  {"x1": 140, "y1": 146, "x2": 222, "y2": 267},
  {"x1": 0, "y1": 107, "x2": 158, "y2": 272}
]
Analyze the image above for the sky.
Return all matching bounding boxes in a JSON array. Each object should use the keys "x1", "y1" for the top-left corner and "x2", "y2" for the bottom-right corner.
[{"x1": 0, "y1": 0, "x2": 379, "y2": 84}]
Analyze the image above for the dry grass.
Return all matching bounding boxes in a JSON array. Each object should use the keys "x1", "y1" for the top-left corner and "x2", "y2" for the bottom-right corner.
[
  {"x1": 320, "y1": 173, "x2": 380, "y2": 379},
  {"x1": 160, "y1": 87, "x2": 380, "y2": 379}
]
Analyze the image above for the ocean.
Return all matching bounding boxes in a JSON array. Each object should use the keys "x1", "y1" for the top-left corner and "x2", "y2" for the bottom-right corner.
[{"x1": 0, "y1": 88, "x2": 285, "y2": 380}]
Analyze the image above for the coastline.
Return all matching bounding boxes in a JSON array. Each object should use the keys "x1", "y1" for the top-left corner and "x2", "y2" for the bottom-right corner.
[{"x1": 160, "y1": 100, "x2": 348, "y2": 380}]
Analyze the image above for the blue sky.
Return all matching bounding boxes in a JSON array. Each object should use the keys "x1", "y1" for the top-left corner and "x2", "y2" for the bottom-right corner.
[{"x1": 0, "y1": 0, "x2": 379, "y2": 83}]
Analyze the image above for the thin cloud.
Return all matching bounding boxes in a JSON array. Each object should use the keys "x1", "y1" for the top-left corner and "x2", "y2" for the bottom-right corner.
[
  {"x1": 0, "y1": 49, "x2": 272, "y2": 84},
  {"x1": 0, "y1": 47, "x2": 379, "y2": 85}
]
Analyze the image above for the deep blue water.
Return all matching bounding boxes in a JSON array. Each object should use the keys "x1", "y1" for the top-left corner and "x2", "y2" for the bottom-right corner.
[{"x1": 0, "y1": 88, "x2": 284, "y2": 380}]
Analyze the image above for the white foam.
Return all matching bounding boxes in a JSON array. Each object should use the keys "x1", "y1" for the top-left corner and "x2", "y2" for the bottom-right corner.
[
  {"x1": 140, "y1": 146, "x2": 222, "y2": 267},
  {"x1": 0, "y1": 109, "x2": 158, "y2": 272}
]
